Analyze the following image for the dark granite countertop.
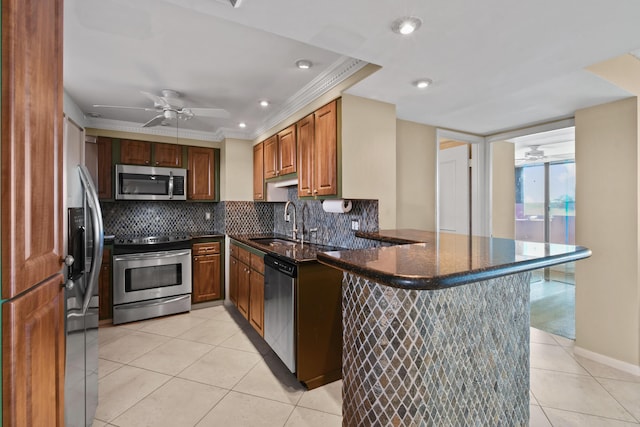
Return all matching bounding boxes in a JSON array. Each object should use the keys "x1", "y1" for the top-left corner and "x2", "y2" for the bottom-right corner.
[
  {"x1": 229, "y1": 233, "x2": 345, "y2": 263},
  {"x1": 356, "y1": 229, "x2": 434, "y2": 244},
  {"x1": 317, "y1": 232, "x2": 591, "y2": 290}
]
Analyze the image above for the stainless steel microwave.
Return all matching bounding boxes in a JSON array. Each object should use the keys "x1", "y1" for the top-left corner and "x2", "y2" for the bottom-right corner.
[{"x1": 115, "y1": 164, "x2": 187, "y2": 200}]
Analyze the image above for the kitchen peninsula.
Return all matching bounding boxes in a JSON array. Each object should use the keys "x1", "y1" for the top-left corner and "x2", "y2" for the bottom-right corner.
[{"x1": 317, "y1": 231, "x2": 591, "y2": 426}]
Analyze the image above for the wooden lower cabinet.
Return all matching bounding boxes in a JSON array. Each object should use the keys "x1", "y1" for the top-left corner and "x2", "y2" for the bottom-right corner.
[
  {"x1": 192, "y1": 242, "x2": 222, "y2": 303},
  {"x1": 98, "y1": 248, "x2": 112, "y2": 320},
  {"x1": 3, "y1": 274, "x2": 65, "y2": 427},
  {"x1": 249, "y1": 253, "x2": 264, "y2": 336},
  {"x1": 229, "y1": 256, "x2": 239, "y2": 305},
  {"x1": 230, "y1": 243, "x2": 265, "y2": 335},
  {"x1": 237, "y1": 260, "x2": 250, "y2": 319}
]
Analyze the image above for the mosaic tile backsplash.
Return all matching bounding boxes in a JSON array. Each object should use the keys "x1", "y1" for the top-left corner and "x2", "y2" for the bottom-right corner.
[
  {"x1": 273, "y1": 188, "x2": 379, "y2": 249},
  {"x1": 101, "y1": 201, "x2": 219, "y2": 236},
  {"x1": 342, "y1": 272, "x2": 530, "y2": 426},
  {"x1": 101, "y1": 189, "x2": 377, "y2": 249}
]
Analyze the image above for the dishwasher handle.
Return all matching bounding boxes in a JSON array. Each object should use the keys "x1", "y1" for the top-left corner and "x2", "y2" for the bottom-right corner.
[{"x1": 264, "y1": 255, "x2": 297, "y2": 278}]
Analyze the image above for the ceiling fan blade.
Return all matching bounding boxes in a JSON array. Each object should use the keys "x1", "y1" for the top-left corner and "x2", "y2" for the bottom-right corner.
[
  {"x1": 187, "y1": 107, "x2": 230, "y2": 119},
  {"x1": 141, "y1": 114, "x2": 165, "y2": 128},
  {"x1": 140, "y1": 91, "x2": 169, "y2": 108},
  {"x1": 93, "y1": 104, "x2": 157, "y2": 112}
]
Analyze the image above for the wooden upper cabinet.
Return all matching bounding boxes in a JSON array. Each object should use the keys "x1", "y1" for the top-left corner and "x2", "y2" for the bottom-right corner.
[
  {"x1": 277, "y1": 124, "x2": 297, "y2": 176},
  {"x1": 314, "y1": 100, "x2": 338, "y2": 196},
  {"x1": 187, "y1": 147, "x2": 216, "y2": 200},
  {"x1": 97, "y1": 137, "x2": 113, "y2": 199},
  {"x1": 253, "y1": 143, "x2": 265, "y2": 201},
  {"x1": 3, "y1": 275, "x2": 65, "y2": 427},
  {"x1": 263, "y1": 135, "x2": 278, "y2": 179},
  {"x1": 297, "y1": 114, "x2": 314, "y2": 197},
  {"x1": 2, "y1": 0, "x2": 65, "y2": 299},
  {"x1": 153, "y1": 142, "x2": 182, "y2": 167},
  {"x1": 120, "y1": 139, "x2": 152, "y2": 165}
]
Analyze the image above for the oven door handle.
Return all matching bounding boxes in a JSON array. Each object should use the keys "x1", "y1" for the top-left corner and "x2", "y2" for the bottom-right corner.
[
  {"x1": 70, "y1": 165, "x2": 104, "y2": 318},
  {"x1": 114, "y1": 294, "x2": 190, "y2": 310},
  {"x1": 113, "y1": 250, "x2": 191, "y2": 262}
]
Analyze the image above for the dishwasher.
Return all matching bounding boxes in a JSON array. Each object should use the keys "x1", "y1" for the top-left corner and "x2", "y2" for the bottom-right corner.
[{"x1": 264, "y1": 254, "x2": 297, "y2": 373}]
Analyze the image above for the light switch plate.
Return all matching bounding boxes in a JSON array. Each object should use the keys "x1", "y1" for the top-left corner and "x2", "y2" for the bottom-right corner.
[{"x1": 351, "y1": 219, "x2": 359, "y2": 231}]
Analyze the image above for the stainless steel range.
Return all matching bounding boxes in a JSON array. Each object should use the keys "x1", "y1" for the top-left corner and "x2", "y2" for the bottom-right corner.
[{"x1": 112, "y1": 234, "x2": 192, "y2": 325}]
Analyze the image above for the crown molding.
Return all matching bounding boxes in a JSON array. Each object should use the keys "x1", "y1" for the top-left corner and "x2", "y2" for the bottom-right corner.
[
  {"x1": 84, "y1": 118, "x2": 233, "y2": 142},
  {"x1": 84, "y1": 55, "x2": 367, "y2": 143},
  {"x1": 250, "y1": 56, "x2": 367, "y2": 139}
]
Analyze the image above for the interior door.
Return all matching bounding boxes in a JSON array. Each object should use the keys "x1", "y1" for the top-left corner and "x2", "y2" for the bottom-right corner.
[{"x1": 439, "y1": 144, "x2": 470, "y2": 234}]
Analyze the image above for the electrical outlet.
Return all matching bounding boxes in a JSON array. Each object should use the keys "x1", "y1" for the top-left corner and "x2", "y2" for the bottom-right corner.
[
  {"x1": 205, "y1": 212, "x2": 211, "y2": 220},
  {"x1": 351, "y1": 219, "x2": 359, "y2": 231},
  {"x1": 286, "y1": 214, "x2": 290, "y2": 222}
]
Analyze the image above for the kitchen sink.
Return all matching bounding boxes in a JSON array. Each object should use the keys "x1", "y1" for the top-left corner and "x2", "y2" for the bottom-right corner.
[{"x1": 250, "y1": 237, "x2": 298, "y2": 247}]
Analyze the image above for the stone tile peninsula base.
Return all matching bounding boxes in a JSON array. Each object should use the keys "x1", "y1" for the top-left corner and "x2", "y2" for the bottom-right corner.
[{"x1": 341, "y1": 272, "x2": 531, "y2": 426}]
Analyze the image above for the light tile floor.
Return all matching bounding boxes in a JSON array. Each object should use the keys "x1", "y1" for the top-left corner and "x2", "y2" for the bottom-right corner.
[{"x1": 94, "y1": 304, "x2": 640, "y2": 427}]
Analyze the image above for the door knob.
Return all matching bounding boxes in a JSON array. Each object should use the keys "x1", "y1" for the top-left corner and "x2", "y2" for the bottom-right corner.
[{"x1": 62, "y1": 255, "x2": 75, "y2": 266}]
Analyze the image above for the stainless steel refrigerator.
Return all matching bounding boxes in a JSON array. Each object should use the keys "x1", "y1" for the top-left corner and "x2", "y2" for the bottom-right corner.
[{"x1": 64, "y1": 165, "x2": 104, "y2": 427}]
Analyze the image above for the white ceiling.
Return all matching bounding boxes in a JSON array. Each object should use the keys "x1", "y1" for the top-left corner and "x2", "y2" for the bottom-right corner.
[{"x1": 64, "y1": 0, "x2": 640, "y2": 141}]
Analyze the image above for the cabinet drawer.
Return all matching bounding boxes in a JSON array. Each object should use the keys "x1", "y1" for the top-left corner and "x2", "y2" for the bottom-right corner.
[
  {"x1": 250, "y1": 252, "x2": 264, "y2": 274},
  {"x1": 237, "y1": 246, "x2": 251, "y2": 265},
  {"x1": 193, "y1": 242, "x2": 221, "y2": 255}
]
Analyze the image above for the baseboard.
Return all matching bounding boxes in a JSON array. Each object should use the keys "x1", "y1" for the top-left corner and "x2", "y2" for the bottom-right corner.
[{"x1": 574, "y1": 346, "x2": 640, "y2": 376}]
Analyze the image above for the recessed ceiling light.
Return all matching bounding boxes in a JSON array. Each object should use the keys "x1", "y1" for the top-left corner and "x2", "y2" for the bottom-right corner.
[
  {"x1": 86, "y1": 112, "x2": 102, "y2": 118},
  {"x1": 260, "y1": 100, "x2": 269, "y2": 107},
  {"x1": 238, "y1": 122, "x2": 247, "y2": 128},
  {"x1": 391, "y1": 16, "x2": 422, "y2": 35},
  {"x1": 296, "y1": 59, "x2": 312, "y2": 69},
  {"x1": 413, "y1": 79, "x2": 433, "y2": 89}
]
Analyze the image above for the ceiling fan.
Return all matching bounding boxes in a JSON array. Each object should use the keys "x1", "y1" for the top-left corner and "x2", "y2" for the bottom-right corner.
[
  {"x1": 93, "y1": 89, "x2": 230, "y2": 127},
  {"x1": 515, "y1": 145, "x2": 546, "y2": 163}
]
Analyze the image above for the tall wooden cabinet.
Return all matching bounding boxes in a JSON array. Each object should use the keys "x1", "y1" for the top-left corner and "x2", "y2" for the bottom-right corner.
[
  {"x1": 97, "y1": 137, "x2": 113, "y2": 199},
  {"x1": 253, "y1": 143, "x2": 265, "y2": 201},
  {"x1": 187, "y1": 147, "x2": 217, "y2": 200},
  {"x1": 1, "y1": 0, "x2": 66, "y2": 424},
  {"x1": 296, "y1": 100, "x2": 338, "y2": 197}
]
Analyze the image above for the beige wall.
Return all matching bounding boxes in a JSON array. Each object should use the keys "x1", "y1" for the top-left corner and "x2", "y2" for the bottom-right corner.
[
  {"x1": 220, "y1": 138, "x2": 253, "y2": 201},
  {"x1": 491, "y1": 141, "x2": 515, "y2": 238},
  {"x1": 396, "y1": 119, "x2": 437, "y2": 231},
  {"x1": 575, "y1": 97, "x2": 640, "y2": 366},
  {"x1": 341, "y1": 94, "x2": 397, "y2": 229}
]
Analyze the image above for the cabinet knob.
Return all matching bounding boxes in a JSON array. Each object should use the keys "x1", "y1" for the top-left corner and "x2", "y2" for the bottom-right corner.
[
  {"x1": 307, "y1": 190, "x2": 311, "y2": 194},
  {"x1": 155, "y1": 161, "x2": 159, "y2": 166},
  {"x1": 145, "y1": 160, "x2": 150, "y2": 164},
  {"x1": 313, "y1": 189, "x2": 318, "y2": 194}
]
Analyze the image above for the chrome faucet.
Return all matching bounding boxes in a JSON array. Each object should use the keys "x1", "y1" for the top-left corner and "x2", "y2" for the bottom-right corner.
[{"x1": 284, "y1": 201, "x2": 298, "y2": 242}]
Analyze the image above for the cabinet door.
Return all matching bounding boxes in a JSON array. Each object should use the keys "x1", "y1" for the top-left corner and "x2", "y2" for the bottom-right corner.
[
  {"x1": 153, "y1": 142, "x2": 183, "y2": 167},
  {"x1": 314, "y1": 100, "x2": 338, "y2": 196},
  {"x1": 192, "y1": 254, "x2": 221, "y2": 303},
  {"x1": 229, "y1": 256, "x2": 239, "y2": 305},
  {"x1": 187, "y1": 147, "x2": 215, "y2": 200},
  {"x1": 297, "y1": 114, "x2": 314, "y2": 197},
  {"x1": 249, "y1": 270, "x2": 264, "y2": 337},
  {"x1": 120, "y1": 139, "x2": 152, "y2": 165},
  {"x1": 97, "y1": 137, "x2": 113, "y2": 199},
  {"x1": 253, "y1": 143, "x2": 265, "y2": 201},
  {"x1": 237, "y1": 262, "x2": 250, "y2": 320},
  {"x1": 98, "y1": 248, "x2": 112, "y2": 320},
  {"x1": 3, "y1": 274, "x2": 65, "y2": 427},
  {"x1": 263, "y1": 135, "x2": 278, "y2": 179},
  {"x1": 278, "y1": 124, "x2": 297, "y2": 175},
  {"x1": 2, "y1": 0, "x2": 64, "y2": 300}
]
